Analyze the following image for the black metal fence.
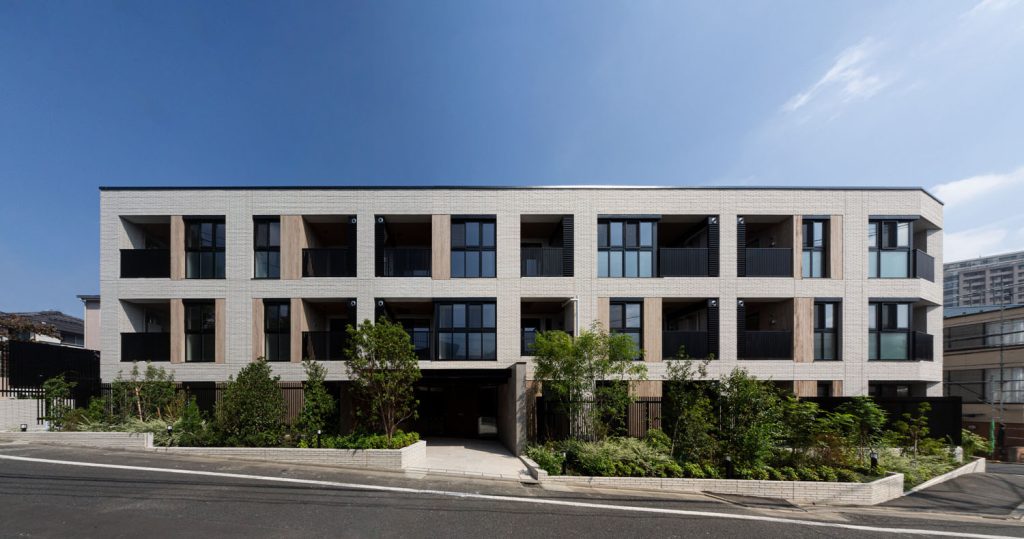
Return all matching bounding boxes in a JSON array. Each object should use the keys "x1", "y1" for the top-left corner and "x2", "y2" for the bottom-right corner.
[
  {"x1": 662, "y1": 331, "x2": 709, "y2": 359},
  {"x1": 658, "y1": 248, "x2": 709, "y2": 277},
  {"x1": 302, "y1": 247, "x2": 355, "y2": 277},
  {"x1": 535, "y1": 396, "x2": 662, "y2": 442},
  {"x1": 120, "y1": 248, "x2": 170, "y2": 278},
  {"x1": 381, "y1": 247, "x2": 431, "y2": 277},
  {"x1": 744, "y1": 248, "x2": 793, "y2": 277},
  {"x1": 806, "y1": 396, "x2": 962, "y2": 445},
  {"x1": 914, "y1": 249, "x2": 935, "y2": 282},
  {"x1": 913, "y1": 331, "x2": 934, "y2": 361},
  {"x1": 742, "y1": 330, "x2": 792, "y2": 359},
  {"x1": 302, "y1": 331, "x2": 348, "y2": 361},
  {"x1": 521, "y1": 247, "x2": 563, "y2": 277},
  {"x1": 121, "y1": 333, "x2": 170, "y2": 362}
]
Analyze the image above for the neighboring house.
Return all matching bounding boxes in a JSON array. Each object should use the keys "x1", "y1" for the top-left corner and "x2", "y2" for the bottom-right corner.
[
  {"x1": 100, "y1": 185, "x2": 943, "y2": 454},
  {"x1": 0, "y1": 310, "x2": 84, "y2": 348},
  {"x1": 944, "y1": 250, "x2": 1024, "y2": 308},
  {"x1": 944, "y1": 304, "x2": 1024, "y2": 457},
  {"x1": 77, "y1": 295, "x2": 101, "y2": 351}
]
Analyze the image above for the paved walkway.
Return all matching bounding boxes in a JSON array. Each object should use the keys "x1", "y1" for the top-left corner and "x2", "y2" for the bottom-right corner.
[
  {"x1": 411, "y1": 438, "x2": 531, "y2": 481},
  {"x1": 882, "y1": 465, "x2": 1024, "y2": 518}
]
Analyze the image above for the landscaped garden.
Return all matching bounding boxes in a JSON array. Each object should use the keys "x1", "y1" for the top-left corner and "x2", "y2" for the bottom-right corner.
[{"x1": 526, "y1": 325, "x2": 989, "y2": 489}]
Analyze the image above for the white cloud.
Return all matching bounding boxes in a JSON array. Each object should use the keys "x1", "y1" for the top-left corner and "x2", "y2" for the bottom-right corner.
[
  {"x1": 931, "y1": 167, "x2": 1024, "y2": 208},
  {"x1": 782, "y1": 38, "x2": 891, "y2": 113},
  {"x1": 962, "y1": 0, "x2": 1022, "y2": 19},
  {"x1": 944, "y1": 226, "x2": 1011, "y2": 262}
]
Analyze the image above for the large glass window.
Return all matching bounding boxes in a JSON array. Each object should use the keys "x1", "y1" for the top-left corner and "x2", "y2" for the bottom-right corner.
[
  {"x1": 609, "y1": 300, "x2": 643, "y2": 358},
  {"x1": 868, "y1": 302, "x2": 911, "y2": 360},
  {"x1": 436, "y1": 301, "x2": 497, "y2": 360},
  {"x1": 264, "y1": 300, "x2": 290, "y2": 362},
  {"x1": 986, "y1": 367, "x2": 1024, "y2": 404},
  {"x1": 254, "y1": 218, "x2": 280, "y2": 279},
  {"x1": 802, "y1": 219, "x2": 828, "y2": 278},
  {"x1": 984, "y1": 319, "x2": 1024, "y2": 347},
  {"x1": 868, "y1": 220, "x2": 912, "y2": 278},
  {"x1": 814, "y1": 301, "x2": 839, "y2": 360},
  {"x1": 186, "y1": 218, "x2": 226, "y2": 279},
  {"x1": 185, "y1": 301, "x2": 216, "y2": 363},
  {"x1": 451, "y1": 219, "x2": 496, "y2": 278},
  {"x1": 598, "y1": 219, "x2": 655, "y2": 278}
]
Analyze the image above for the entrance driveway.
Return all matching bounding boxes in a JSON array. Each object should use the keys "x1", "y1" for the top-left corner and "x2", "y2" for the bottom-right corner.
[
  {"x1": 413, "y1": 438, "x2": 530, "y2": 481},
  {"x1": 882, "y1": 463, "x2": 1024, "y2": 518}
]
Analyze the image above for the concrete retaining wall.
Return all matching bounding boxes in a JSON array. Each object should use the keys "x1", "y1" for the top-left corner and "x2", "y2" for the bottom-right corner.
[
  {"x1": 0, "y1": 431, "x2": 154, "y2": 449},
  {"x1": 0, "y1": 399, "x2": 39, "y2": 432},
  {"x1": 152, "y1": 440, "x2": 428, "y2": 470},
  {"x1": 907, "y1": 457, "x2": 986, "y2": 494}
]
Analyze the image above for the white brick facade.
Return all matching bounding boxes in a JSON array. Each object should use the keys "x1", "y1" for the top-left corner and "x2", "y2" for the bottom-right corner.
[{"x1": 99, "y1": 186, "x2": 943, "y2": 396}]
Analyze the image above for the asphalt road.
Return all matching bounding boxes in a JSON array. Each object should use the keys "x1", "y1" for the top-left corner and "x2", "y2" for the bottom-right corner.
[{"x1": 1, "y1": 443, "x2": 1022, "y2": 539}]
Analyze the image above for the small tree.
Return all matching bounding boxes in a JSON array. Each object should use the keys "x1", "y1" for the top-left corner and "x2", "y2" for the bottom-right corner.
[
  {"x1": 215, "y1": 358, "x2": 285, "y2": 447},
  {"x1": 532, "y1": 322, "x2": 648, "y2": 440},
  {"x1": 42, "y1": 374, "x2": 76, "y2": 431},
  {"x1": 345, "y1": 318, "x2": 422, "y2": 442},
  {"x1": 894, "y1": 402, "x2": 931, "y2": 458},
  {"x1": 296, "y1": 359, "x2": 336, "y2": 438},
  {"x1": 174, "y1": 397, "x2": 213, "y2": 447},
  {"x1": 835, "y1": 396, "x2": 887, "y2": 462},
  {"x1": 109, "y1": 363, "x2": 179, "y2": 422},
  {"x1": 715, "y1": 368, "x2": 785, "y2": 470},
  {"x1": 664, "y1": 355, "x2": 717, "y2": 464}
]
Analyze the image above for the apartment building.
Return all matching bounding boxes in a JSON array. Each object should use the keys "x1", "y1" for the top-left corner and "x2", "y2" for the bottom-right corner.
[
  {"x1": 100, "y1": 186, "x2": 943, "y2": 453},
  {"x1": 944, "y1": 250, "x2": 1024, "y2": 308}
]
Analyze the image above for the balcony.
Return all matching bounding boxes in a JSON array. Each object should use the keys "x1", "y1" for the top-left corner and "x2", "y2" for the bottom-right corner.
[
  {"x1": 742, "y1": 330, "x2": 792, "y2": 359},
  {"x1": 121, "y1": 332, "x2": 170, "y2": 362},
  {"x1": 659, "y1": 248, "x2": 709, "y2": 277},
  {"x1": 302, "y1": 248, "x2": 354, "y2": 277},
  {"x1": 120, "y1": 249, "x2": 170, "y2": 278},
  {"x1": 302, "y1": 331, "x2": 348, "y2": 361},
  {"x1": 521, "y1": 247, "x2": 564, "y2": 277},
  {"x1": 745, "y1": 248, "x2": 793, "y2": 277},
  {"x1": 913, "y1": 331, "x2": 934, "y2": 361},
  {"x1": 382, "y1": 247, "x2": 431, "y2": 277},
  {"x1": 662, "y1": 330, "x2": 709, "y2": 359},
  {"x1": 914, "y1": 249, "x2": 935, "y2": 282}
]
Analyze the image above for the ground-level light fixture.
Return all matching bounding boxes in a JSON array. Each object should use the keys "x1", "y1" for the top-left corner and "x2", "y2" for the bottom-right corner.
[
  {"x1": 20, "y1": 424, "x2": 28, "y2": 432},
  {"x1": 869, "y1": 450, "x2": 879, "y2": 471}
]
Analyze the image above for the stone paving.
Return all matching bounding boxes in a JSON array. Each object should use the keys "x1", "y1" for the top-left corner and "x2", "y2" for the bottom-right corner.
[{"x1": 411, "y1": 438, "x2": 531, "y2": 481}]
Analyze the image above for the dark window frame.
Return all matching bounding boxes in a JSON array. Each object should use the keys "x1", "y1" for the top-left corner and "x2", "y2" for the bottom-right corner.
[
  {"x1": 451, "y1": 218, "x2": 496, "y2": 278},
  {"x1": 802, "y1": 219, "x2": 829, "y2": 278},
  {"x1": 597, "y1": 219, "x2": 657, "y2": 278},
  {"x1": 184, "y1": 300, "x2": 216, "y2": 363},
  {"x1": 434, "y1": 300, "x2": 497, "y2": 360},
  {"x1": 813, "y1": 301, "x2": 840, "y2": 361},
  {"x1": 868, "y1": 302, "x2": 912, "y2": 361},
  {"x1": 253, "y1": 217, "x2": 281, "y2": 279},
  {"x1": 264, "y1": 300, "x2": 291, "y2": 362},
  {"x1": 185, "y1": 218, "x2": 226, "y2": 279},
  {"x1": 868, "y1": 220, "x2": 913, "y2": 279},
  {"x1": 609, "y1": 300, "x2": 643, "y2": 359}
]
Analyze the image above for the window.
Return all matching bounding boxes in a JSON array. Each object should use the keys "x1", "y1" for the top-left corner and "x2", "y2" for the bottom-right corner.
[
  {"x1": 813, "y1": 301, "x2": 839, "y2": 360},
  {"x1": 868, "y1": 302, "x2": 911, "y2": 360},
  {"x1": 984, "y1": 319, "x2": 1024, "y2": 347},
  {"x1": 185, "y1": 301, "x2": 216, "y2": 362},
  {"x1": 264, "y1": 300, "x2": 290, "y2": 362},
  {"x1": 945, "y1": 323, "x2": 985, "y2": 351},
  {"x1": 986, "y1": 367, "x2": 1024, "y2": 404},
  {"x1": 185, "y1": 218, "x2": 226, "y2": 279},
  {"x1": 609, "y1": 300, "x2": 643, "y2": 358},
  {"x1": 946, "y1": 369, "x2": 985, "y2": 403},
  {"x1": 802, "y1": 219, "x2": 828, "y2": 278},
  {"x1": 254, "y1": 218, "x2": 280, "y2": 279},
  {"x1": 401, "y1": 320, "x2": 431, "y2": 361},
  {"x1": 435, "y1": 301, "x2": 497, "y2": 360},
  {"x1": 598, "y1": 219, "x2": 655, "y2": 278},
  {"x1": 451, "y1": 219, "x2": 496, "y2": 278},
  {"x1": 868, "y1": 220, "x2": 912, "y2": 278}
]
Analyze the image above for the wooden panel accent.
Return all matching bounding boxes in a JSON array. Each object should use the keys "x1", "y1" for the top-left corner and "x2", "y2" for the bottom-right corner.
[
  {"x1": 431, "y1": 214, "x2": 450, "y2": 280},
  {"x1": 793, "y1": 215, "x2": 803, "y2": 279},
  {"x1": 215, "y1": 299, "x2": 226, "y2": 364},
  {"x1": 280, "y1": 215, "x2": 306, "y2": 280},
  {"x1": 170, "y1": 216, "x2": 185, "y2": 280},
  {"x1": 629, "y1": 380, "x2": 663, "y2": 398},
  {"x1": 793, "y1": 297, "x2": 814, "y2": 362},
  {"x1": 643, "y1": 297, "x2": 662, "y2": 362},
  {"x1": 830, "y1": 215, "x2": 843, "y2": 279},
  {"x1": 794, "y1": 380, "x2": 817, "y2": 397},
  {"x1": 252, "y1": 299, "x2": 265, "y2": 360},
  {"x1": 290, "y1": 298, "x2": 303, "y2": 363},
  {"x1": 597, "y1": 297, "x2": 610, "y2": 332},
  {"x1": 832, "y1": 380, "x2": 843, "y2": 397},
  {"x1": 169, "y1": 299, "x2": 184, "y2": 363}
]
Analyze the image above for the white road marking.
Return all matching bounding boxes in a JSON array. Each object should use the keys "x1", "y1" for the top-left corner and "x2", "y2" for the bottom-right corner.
[{"x1": 0, "y1": 454, "x2": 1016, "y2": 538}]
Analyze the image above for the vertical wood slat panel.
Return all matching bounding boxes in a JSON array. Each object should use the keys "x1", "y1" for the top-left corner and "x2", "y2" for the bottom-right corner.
[
  {"x1": 794, "y1": 380, "x2": 817, "y2": 397},
  {"x1": 290, "y1": 298, "x2": 303, "y2": 363},
  {"x1": 793, "y1": 297, "x2": 814, "y2": 363},
  {"x1": 793, "y1": 215, "x2": 803, "y2": 279},
  {"x1": 252, "y1": 299, "x2": 265, "y2": 360},
  {"x1": 170, "y1": 299, "x2": 184, "y2": 363},
  {"x1": 431, "y1": 215, "x2": 450, "y2": 280},
  {"x1": 215, "y1": 299, "x2": 226, "y2": 364},
  {"x1": 170, "y1": 216, "x2": 185, "y2": 280},
  {"x1": 830, "y1": 215, "x2": 843, "y2": 279},
  {"x1": 280, "y1": 215, "x2": 305, "y2": 280}
]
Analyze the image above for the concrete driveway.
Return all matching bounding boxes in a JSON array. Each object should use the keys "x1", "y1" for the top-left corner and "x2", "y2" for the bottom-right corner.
[
  {"x1": 414, "y1": 438, "x2": 531, "y2": 481},
  {"x1": 883, "y1": 462, "x2": 1024, "y2": 518}
]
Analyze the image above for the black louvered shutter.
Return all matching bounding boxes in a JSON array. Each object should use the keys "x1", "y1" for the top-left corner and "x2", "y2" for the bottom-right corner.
[
  {"x1": 374, "y1": 299, "x2": 386, "y2": 322},
  {"x1": 736, "y1": 300, "x2": 746, "y2": 359},
  {"x1": 707, "y1": 216, "x2": 719, "y2": 277},
  {"x1": 561, "y1": 215, "x2": 574, "y2": 277},
  {"x1": 736, "y1": 217, "x2": 746, "y2": 277},
  {"x1": 347, "y1": 217, "x2": 358, "y2": 277},
  {"x1": 707, "y1": 299, "x2": 719, "y2": 359},
  {"x1": 375, "y1": 216, "x2": 386, "y2": 277}
]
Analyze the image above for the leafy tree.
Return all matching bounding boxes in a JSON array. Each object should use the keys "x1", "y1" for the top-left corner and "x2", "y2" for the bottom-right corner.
[
  {"x1": 109, "y1": 363, "x2": 179, "y2": 422},
  {"x1": 174, "y1": 397, "x2": 214, "y2": 447},
  {"x1": 532, "y1": 323, "x2": 648, "y2": 440},
  {"x1": 296, "y1": 359, "x2": 336, "y2": 437},
  {"x1": 894, "y1": 402, "x2": 931, "y2": 458},
  {"x1": 215, "y1": 358, "x2": 285, "y2": 447},
  {"x1": 664, "y1": 356, "x2": 717, "y2": 464},
  {"x1": 835, "y1": 396, "x2": 887, "y2": 462},
  {"x1": 345, "y1": 317, "x2": 422, "y2": 442},
  {"x1": 715, "y1": 368, "x2": 785, "y2": 469},
  {"x1": 41, "y1": 374, "x2": 76, "y2": 431}
]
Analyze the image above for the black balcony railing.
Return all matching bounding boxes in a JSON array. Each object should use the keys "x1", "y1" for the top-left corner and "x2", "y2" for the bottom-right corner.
[
  {"x1": 120, "y1": 249, "x2": 170, "y2": 278},
  {"x1": 913, "y1": 331, "x2": 934, "y2": 361},
  {"x1": 914, "y1": 249, "x2": 935, "y2": 282},
  {"x1": 381, "y1": 247, "x2": 431, "y2": 277},
  {"x1": 302, "y1": 331, "x2": 348, "y2": 361},
  {"x1": 121, "y1": 333, "x2": 170, "y2": 362},
  {"x1": 303, "y1": 248, "x2": 355, "y2": 278},
  {"x1": 521, "y1": 248, "x2": 564, "y2": 277},
  {"x1": 662, "y1": 331, "x2": 710, "y2": 359},
  {"x1": 659, "y1": 248, "x2": 709, "y2": 277},
  {"x1": 742, "y1": 330, "x2": 792, "y2": 359},
  {"x1": 744, "y1": 248, "x2": 793, "y2": 277}
]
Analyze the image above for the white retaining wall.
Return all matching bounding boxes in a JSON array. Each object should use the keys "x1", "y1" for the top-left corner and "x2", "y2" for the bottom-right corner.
[
  {"x1": 152, "y1": 440, "x2": 428, "y2": 470},
  {"x1": 0, "y1": 431, "x2": 153, "y2": 449},
  {"x1": 0, "y1": 400, "x2": 39, "y2": 432},
  {"x1": 907, "y1": 457, "x2": 986, "y2": 493}
]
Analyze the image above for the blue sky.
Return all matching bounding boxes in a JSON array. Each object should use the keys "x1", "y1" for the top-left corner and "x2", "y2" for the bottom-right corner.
[{"x1": 1, "y1": 1, "x2": 1023, "y2": 315}]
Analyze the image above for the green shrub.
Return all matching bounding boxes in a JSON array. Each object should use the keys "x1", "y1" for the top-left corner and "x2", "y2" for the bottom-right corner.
[
  {"x1": 835, "y1": 468, "x2": 862, "y2": 483},
  {"x1": 552, "y1": 437, "x2": 682, "y2": 478},
  {"x1": 298, "y1": 430, "x2": 420, "y2": 450},
  {"x1": 778, "y1": 466, "x2": 799, "y2": 481},
  {"x1": 525, "y1": 445, "x2": 565, "y2": 475},
  {"x1": 740, "y1": 467, "x2": 769, "y2": 480},
  {"x1": 215, "y1": 359, "x2": 286, "y2": 447},
  {"x1": 174, "y1": 397, "x2": 216, "y2": 447},
  {"x1": 879, "y1": 452, "x2": 957, "y2": 489},
  {"x1": 680, "y1": 462, "x2": 706, "y2": 478},
  {"x1": 766, "y1": 466, "x2": 785, "y2": 481},
  {"x1": 296, "y1": 360, "x2": 336, "y2": 438},
  {"x1": 961, "y1": 428, "x2": 990, "y2": 457},
  {"x1": 702, "y1": 464, "x2": 723, "y2": 479},
  {"x1": 817, "y1": 465, "x2": 839, "y2": 482},
  {"x1": 796, "y1": 467, "x2": 821, "y2": 482},
  {"x1": 643, "y1": 428, "x2": 672, "y2": 454}
]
